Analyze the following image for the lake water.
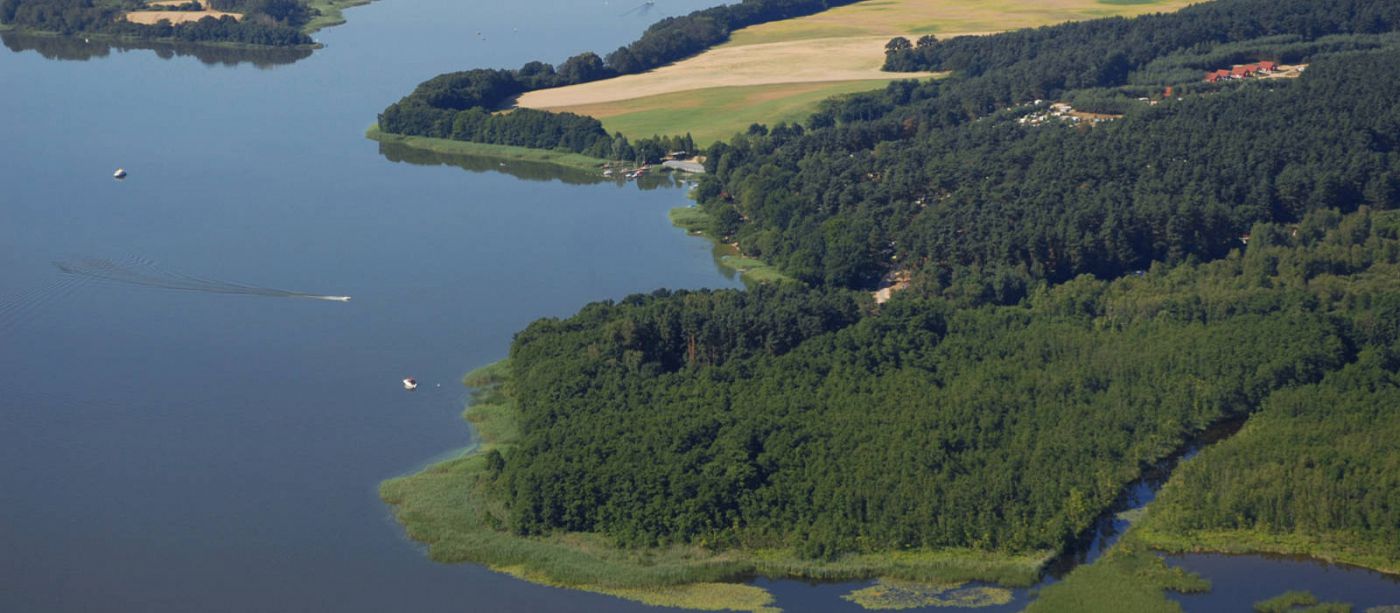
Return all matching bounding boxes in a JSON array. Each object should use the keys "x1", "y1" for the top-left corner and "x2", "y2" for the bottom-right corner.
[{"x1": 2, "y1": 2, "x2": 1398, "y2": 612}]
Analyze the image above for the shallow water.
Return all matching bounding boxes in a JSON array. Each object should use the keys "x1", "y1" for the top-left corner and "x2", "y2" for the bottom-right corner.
[{"x1": 3, "y1": 2, "x2": 1398, "y2": 612}]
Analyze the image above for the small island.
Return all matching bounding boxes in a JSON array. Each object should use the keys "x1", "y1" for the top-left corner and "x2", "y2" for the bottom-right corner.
[{"x1": 0, "y1": 0, "x2": 370, "y2": 47}]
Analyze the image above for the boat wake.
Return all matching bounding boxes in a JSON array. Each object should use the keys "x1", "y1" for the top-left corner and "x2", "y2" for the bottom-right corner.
[{"x1": 53, "y1": 256, "x2": 350, "y2": 302}]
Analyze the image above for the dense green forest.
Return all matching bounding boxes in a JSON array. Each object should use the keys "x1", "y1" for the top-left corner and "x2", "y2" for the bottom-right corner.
[
  {"x1": 417, "y1": 0, "x2": 1400, "y2": 573},
  {"x1": 494, "y1": 205, "x2": 1399, "y2": 560},
  {"x1": 0, "y1": 0, "x2": 314, "y2": 46},
  {"x1": 694, "y1": 0, "x2": 1400, "y2": 292},
  {"x1": 1146, "y1": 349, "x2": 1400, "y2": 563},
  {"x1": 376, "y1": 0, "x2": 864, "y2": 163}
]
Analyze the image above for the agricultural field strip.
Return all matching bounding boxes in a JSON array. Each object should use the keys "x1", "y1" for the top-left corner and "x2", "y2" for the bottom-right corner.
[
  {"x1": 520, "y1": 0, "x2": 1195, "y2": 112},
  {"x1": 519, "y1": 36, "x2": 938, "y2": 109}
]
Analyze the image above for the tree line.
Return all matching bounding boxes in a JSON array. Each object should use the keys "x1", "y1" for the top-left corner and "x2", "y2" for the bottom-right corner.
[
  {"x1": 376, "y1": 0, "x2": 867, "y2": 164},
  {"x1": 0, "y1": 0, "x2": 315, "y2": 45}
]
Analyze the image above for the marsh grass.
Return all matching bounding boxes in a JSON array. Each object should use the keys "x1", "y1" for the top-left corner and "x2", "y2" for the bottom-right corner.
[
  {"x1": 669, "y1": 207, "x2": 796, "y2": 286},
  {"x1": 668, "y1": 206, "x2": 712, "y2": 234},
  {"x1": 843, "y1": 579, "x2": 1014, "y2": 610},
  {"x1": 366, "y1": 126, "x2": 606, "y2": 172},
  {"x1": 1134, "y1": 526, "x2": 1400, "y2": 578},
  {"x1": 1026, "y1": 533, "x2": 1209, "y2": 613},
  {"x1": 382, "y1": 360, "x2": 1049, "y2": 611},
  {"x1": 1254, "y1": 590, "x2": 1321, "y2": 613},
  {"x1": 303, "y1": 0, "x2": 372, "y2": 35}
]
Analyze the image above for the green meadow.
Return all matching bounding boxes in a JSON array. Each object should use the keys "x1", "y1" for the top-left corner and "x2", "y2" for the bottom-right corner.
[{"x1": 567, "y1": 80, "x2": 899, "y2": 145}]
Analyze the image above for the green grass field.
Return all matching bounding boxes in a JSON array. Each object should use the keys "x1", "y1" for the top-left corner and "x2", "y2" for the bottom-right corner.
[
  {"x1": 366, "y1": 125, "x2": 607, "y2": 172},
  {"x1": 562, "y1": 80, "x2": 900, "y2": 144}
]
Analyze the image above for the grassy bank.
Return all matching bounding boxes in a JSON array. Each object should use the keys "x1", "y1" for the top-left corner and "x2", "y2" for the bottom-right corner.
[
  {"x1": 1027, "y1": 531, "x2": 1210, "y2": 613},
  {"x1": 366, "y1": 126, "x2": 607, "y2": 173},
  {"x1": 381, "y1": 361, "x2": 1048, "y2": 612},
  {"x1": 669, "y1": 206, "x2": 794, "y2": 285},
  {"x1": 304, "y1": 0, "x2": 373, "y2": 35},
  {"x1": 1133, "y1": 527, "x2": 1400, "y2": 578}
]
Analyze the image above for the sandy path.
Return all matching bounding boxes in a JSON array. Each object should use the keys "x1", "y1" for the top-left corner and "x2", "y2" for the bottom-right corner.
[{"x1": 518, "y1": 36, "x2": 940, "y2": 109}]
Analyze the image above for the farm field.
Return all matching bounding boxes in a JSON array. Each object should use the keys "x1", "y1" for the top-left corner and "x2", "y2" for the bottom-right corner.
[
  {"x1": 518, "y1": 0, "x2": 1196, "y2": 139},
  {"x1": 725, "y1": 0, "x2": 1198, "y2": 47},
  {"x1": 543, "y1": 79, "x2": 901, "y2": 145},
  {"x1": 124, "y1": 9, "x2": 242, "y2": 24}
]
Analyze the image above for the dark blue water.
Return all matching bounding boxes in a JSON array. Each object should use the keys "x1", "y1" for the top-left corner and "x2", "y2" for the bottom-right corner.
[{"x1": 3, "y1": 2, "x2": 1398, "y2": 612}]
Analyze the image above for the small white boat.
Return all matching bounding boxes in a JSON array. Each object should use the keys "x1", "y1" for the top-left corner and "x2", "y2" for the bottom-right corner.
[
  {"x1": 403, "y1": 377, "x2": 418, "y2": 391},
  {"x1": 113, "y1": 168, "x2": 127, "y2": 179}
]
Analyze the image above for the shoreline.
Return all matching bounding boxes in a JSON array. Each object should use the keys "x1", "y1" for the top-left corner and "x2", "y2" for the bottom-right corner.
[
  {"x1": 1, "y1": 0, "x2": 373, "y2": 51},
  {"x1": 304, "y1": 0, "x2": 374, "y2": 36},
  {"x1": 0, "y1": 26, "x2": 323, "y2": 50},
  {"x1": 668, "y1": 206, "x2": 793, "y2": 286},
  {"x1": 366, "y1": 126, "x2": 609, "y2": 173},
  {"x1": 380, "y1": 361, "x2": 1050, "y2": 612},
  {"x1": 1135, "y1": 527, "x2": 1400, "y2": 579}
]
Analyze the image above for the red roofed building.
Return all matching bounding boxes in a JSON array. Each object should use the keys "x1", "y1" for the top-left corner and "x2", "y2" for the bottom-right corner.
[
  {"x1": 1205, "y1": 69, "x2": 1232, "y2": 83},
  {"x1": 1259, "y1": 60, "x2": 1277, "y2": 72},
  {"x1": 1232, "y1": 65, "x2": 1253, "y2": 77}
]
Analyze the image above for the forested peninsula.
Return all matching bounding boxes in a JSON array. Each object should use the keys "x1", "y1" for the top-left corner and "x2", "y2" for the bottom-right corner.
[
  {"x1": 383, "y1": 0, "x2": 1400, "y2": 610},
  {"x1": 0, "y1": 0, "x2": 367, "y2": 47}
]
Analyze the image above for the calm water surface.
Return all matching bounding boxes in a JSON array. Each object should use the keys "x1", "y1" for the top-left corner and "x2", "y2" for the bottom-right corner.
[{"x1": 2, "y1": 2, "x2": 1398, "y2": 612}]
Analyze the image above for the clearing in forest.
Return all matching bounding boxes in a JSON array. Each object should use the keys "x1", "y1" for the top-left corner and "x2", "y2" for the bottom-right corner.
[
  {"x1": 124, "y1": 10, "x2": 242, "y2": 24},
  {"x1": 517, "y1": 0, "x2": 1196, "y2": 139}
]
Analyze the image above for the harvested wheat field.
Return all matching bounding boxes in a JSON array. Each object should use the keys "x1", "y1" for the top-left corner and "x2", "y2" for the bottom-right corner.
[
  {"x1": 519, "y1": 36, "x2": 937, "y2": 109},
  {"x1": 518, "y1": 0, "x2": 1196, "y2": 139},
  {"x1": 124, "y1": 9, "x2": 242, "y2": 24},
  {"x1": 726, "y1": 0, "x2": 1198, "y2": 47}
]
